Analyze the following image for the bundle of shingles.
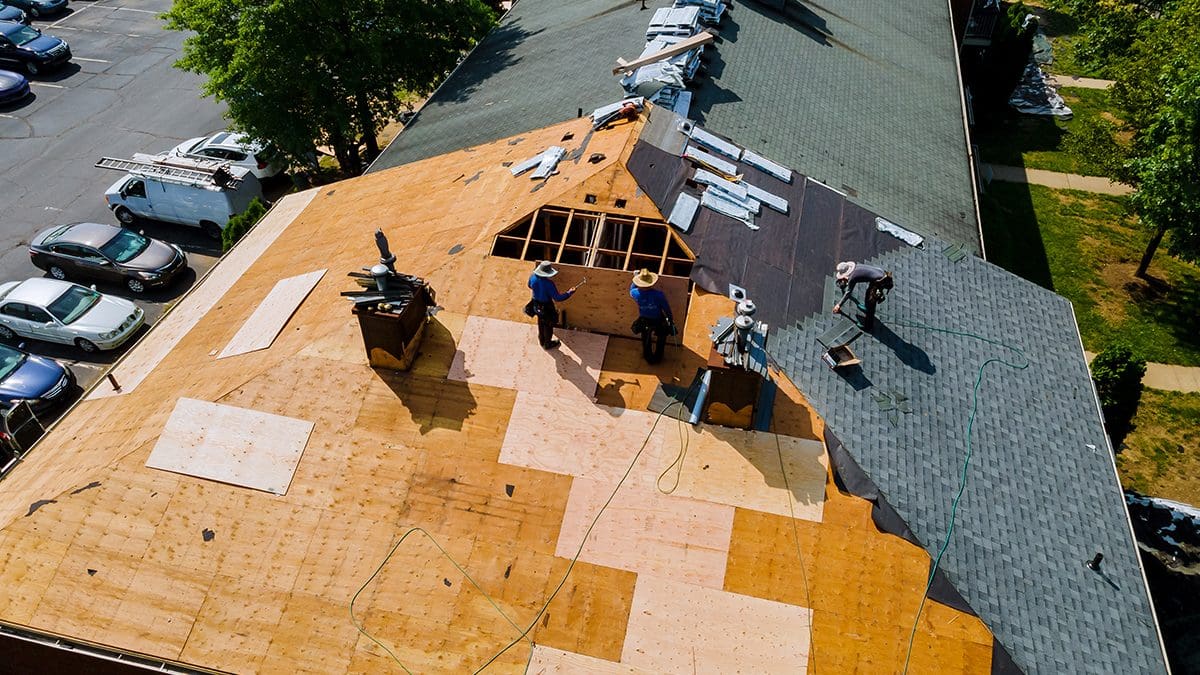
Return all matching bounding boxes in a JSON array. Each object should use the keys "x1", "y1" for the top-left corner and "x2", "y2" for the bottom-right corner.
[
  {"x1": 619, "y1": 1, "x2": 725, "y2": 118},
  {"x1": 667, "y1": 122, "x2": 793, "y2": 233}
]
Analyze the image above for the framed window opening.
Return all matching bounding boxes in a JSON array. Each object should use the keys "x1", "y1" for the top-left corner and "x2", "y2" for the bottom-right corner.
[{"x1": 490, "y1": 206, "x2": 693, "y2": 277}]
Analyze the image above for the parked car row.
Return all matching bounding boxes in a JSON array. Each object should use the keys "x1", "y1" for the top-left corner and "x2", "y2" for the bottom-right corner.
[{"x1": 0, "y1": 0, "x2": 71, "y2": 109}]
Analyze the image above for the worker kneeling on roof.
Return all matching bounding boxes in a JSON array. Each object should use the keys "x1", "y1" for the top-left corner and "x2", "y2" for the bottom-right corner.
[
  {"x1": 630, "y1": 269, "x2": 675, "y2": 364},
  {"x1": 833, "y1": 261, "x2": 893, "y2": 331}
]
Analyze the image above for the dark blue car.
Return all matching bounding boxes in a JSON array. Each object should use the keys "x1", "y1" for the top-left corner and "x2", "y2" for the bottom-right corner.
[
  {"x1": 0, "y1": 21, "x2": 69, "y2": 75},
  {"x1": 0, "y1": 0, "x2": 67, "y2": 20},
  {"x1": 0, "y1": 5, "x2": 29, "y2": 23},
  {"x1": 0, "y1": 342, "x2": 75, "y2": 412},
  {"x1": 0, "y1": 69, "x2": 29, "y2": 104}
]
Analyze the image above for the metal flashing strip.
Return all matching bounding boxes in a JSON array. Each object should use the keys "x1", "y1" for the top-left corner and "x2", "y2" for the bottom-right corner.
[
  {"x1": 689, "y1": 126, "x2": 742, "y2": 160},
  {"x1": 743, "y1": 181, "x2": 789, "y2": 214},
  {"x1": 531, "y1": 146, "x2": 567, "y2": 179},
  {"x1": 668, "y1": 192, "x2": 701, "y2": 233},
  {"x1": 741, "y1": 149, "x2": 792, "y2": 183},
  {"x1": 693, "y1": 168, "x2": 748, "y2": 200},
  {"x1": 701, "y1": 188, "x2": 758, "y2": 229},
  {"x1": 673, "y1": 90, "x2": 693, "y2": 118},
  {"x1": 683, "y1": 144, "x2": 738, "y2": 177}
]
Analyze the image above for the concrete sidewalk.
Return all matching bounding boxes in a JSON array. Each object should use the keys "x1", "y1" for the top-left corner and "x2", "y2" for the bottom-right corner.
[
  {"x1": 986, "y1": 164, "x2": 1134, "y2": 196},
  {"x1": 1085, "y1": 352, "x2": 1200, "y2": 393},
  {"x1": 1048, "y1": 74, "x2": 1115, "y2": 90}
]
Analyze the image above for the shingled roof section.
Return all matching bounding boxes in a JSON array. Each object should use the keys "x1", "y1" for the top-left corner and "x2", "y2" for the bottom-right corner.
[
  {"x1": 769, "y1": 242, "x2": 1168, "y2": 674},
  {"x1": 372, "y1": 0, "x2": 981, "y2": 250}
]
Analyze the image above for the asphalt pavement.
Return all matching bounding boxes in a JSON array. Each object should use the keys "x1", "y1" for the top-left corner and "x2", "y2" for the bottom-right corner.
[{"x1": 0, "y1": 0, "x2": 229, "y2": 400}]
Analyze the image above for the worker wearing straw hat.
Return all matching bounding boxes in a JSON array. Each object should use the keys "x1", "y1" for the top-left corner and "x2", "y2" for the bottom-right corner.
[
  {"x1": 527, "y1": 261, "x2": 578, "y2": 349},
  {"x1": 629, "y1": 268, "x2": 675, "y2": 364},
  {"x1": 833, "y1": 261, "x2": 892, "y2": 331}
]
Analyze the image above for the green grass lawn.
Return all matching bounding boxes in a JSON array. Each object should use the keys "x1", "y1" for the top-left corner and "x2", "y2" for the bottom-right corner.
[
  {"x1": 981, "y1": 182, "x2": 1200, "y2": 365},
  {"x1": 977, "y1": 87, "x2": 1118, "y2": 175},
  {"x1": 1118, "y1": 389, "x2": 1200, "y2": 504}
]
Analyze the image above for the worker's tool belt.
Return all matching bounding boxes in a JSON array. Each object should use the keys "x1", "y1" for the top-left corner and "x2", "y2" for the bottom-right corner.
[{"x1": 632, "y1": 316, "x2": 674, "y2": 336}]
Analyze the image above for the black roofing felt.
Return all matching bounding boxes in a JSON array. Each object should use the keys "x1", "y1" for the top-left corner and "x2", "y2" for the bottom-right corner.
[
  {"x1": 769, "y1": 242, "x2": 1167, "y2": 674},
  {"x1": 627, "y1": 138, "x2": 904, "y2": 330},
  {"x1": 370, "y1": 0, "x2": 981, "y2": 250}
]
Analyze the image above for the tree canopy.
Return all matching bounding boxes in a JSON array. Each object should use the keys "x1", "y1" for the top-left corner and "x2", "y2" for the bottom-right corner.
[
  {"x1": 164, "y1": 0, "x2": 496, "y2": 176},
  {"x1": 1056, "y1": 0, "x2": 1200, "y2": 276}
]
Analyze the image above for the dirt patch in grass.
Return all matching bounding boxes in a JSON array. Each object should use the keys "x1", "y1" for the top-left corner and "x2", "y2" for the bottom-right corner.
[{"x1": 1118, "y1": 389, "x2": 1200, "y2": 505}]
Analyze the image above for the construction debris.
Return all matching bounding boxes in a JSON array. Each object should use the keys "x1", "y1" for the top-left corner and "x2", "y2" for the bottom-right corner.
[{"x1": 510, "y1": 146, "x2": 567, "y2": 178}]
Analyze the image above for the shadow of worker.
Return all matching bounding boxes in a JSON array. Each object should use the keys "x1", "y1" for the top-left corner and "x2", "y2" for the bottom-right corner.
[{"x1": 872, "y1": 321, "x2": 937, "y2": 375}]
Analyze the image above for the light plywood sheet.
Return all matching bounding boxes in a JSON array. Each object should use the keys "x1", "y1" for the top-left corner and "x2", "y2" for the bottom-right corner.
[
  {"x1": 659, "y1": 425, "x2": 827, "y2": 521},
  {"x1": 218, "y1": 268, "x2": 326, "y2": 358},
  {"x1": 621, "y1": 575, "x2": 812, "y2": 674},
  {"x1": 90, "y1": 188, "x2": 318, "y2": 398},
  {"x1": 556, "y1": 478, "x2": 733, "y2": 589},
  {"x1": 499, "y1": 391, "x2": 665, "y2": 488},
  {"x1": 448, "y1": 315, "x2": 608, "y2": 401},
  {"x1": 146, "y1": 398, "x2": 314, "y2": 495},
  {"x1": 528, "y1": 646, "x2": 654, "y2": 674}
]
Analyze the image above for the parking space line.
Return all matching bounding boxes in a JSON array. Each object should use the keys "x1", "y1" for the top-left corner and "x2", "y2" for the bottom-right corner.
[
  {"x1": 0, "y1": 114, "x2": 16, "y2": 119},
  {"x1": 49, "y1": 2, "x2": 92, "y2": 27},
  {"x1": 111, "y1": 6, "x2": 158, "y2": 13},
  {"x1": 30, "y1": 82, "x2": 66, "y2": 89},
  {"x1": 73, "y1": 57, "x2": 111, "y2": 63}
]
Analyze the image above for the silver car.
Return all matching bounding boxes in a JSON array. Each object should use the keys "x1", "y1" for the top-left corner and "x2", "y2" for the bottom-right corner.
[
  {"x1": 168, "y1": 131, "x2": 282, "y2": 179},
  {"x1": 0, "y1": 278, "x2": 144, "y2": 353}
]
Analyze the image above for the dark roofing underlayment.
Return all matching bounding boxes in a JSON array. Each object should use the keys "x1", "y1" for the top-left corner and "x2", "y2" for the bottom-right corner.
[
  {"x1": 371, "y1": 0, "x2": 981, "y2": 251},
  {"x1": 626, "y1": 125, "x2": 1168, "y2": 674}
]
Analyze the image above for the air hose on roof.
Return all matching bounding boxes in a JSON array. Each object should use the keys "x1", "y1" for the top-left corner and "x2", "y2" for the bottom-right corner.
[{"x1": 881, "y1": 318, "x2": 1028, "y2": 674}]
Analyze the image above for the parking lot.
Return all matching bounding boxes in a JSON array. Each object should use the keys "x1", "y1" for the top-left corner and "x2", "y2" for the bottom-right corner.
[{"x1": 0, "y1": 0, "x2": 228, "y2": 406}]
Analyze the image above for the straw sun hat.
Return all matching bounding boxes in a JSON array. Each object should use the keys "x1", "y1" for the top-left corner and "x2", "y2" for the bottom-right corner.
[
  {"x1": 835, "y1": 261, "x2": 856, "y2": 281},
  {"x1": 632, "y1": 268, "x2": 659, "y2": 288}
]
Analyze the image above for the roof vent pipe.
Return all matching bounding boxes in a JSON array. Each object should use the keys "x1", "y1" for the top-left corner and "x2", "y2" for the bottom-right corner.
[{"x1": 1086, "y1": 553, "x2": 1104, "y2": 571}]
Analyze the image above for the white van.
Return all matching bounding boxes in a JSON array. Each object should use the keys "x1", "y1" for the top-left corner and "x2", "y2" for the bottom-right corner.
[{"x1": 99, "y1": 153, "x2": 264, "y2": 240}]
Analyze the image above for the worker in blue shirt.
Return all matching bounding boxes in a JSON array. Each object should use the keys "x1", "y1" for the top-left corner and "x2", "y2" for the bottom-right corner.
[
  {"x1": 629, "y1": 268, "x2": 675, "y2": 364},
  {"x1": 527, "y1": 261, "x2": 578, "y2": 349}
]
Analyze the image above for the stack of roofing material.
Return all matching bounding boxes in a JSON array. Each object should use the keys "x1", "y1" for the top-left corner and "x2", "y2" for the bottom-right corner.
[
  {"x1": 624, "y1": 5, "x2": 706, "y2": 117},
  {"x1": 646, "y1": 6, "x2": 702, "y2": 39},
  {"x1": 673, "y1": 0, "x2": 726, "y2": 25},
  {"x1": 675, "y1": 124, "x2": 793, "y2": 230}
]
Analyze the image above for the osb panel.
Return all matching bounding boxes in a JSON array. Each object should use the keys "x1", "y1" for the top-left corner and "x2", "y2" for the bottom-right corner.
[
  {"x1": 657, "y1": 424, "x2": 827, "y2": 521},
  {"x1": 145, "y1": 398, "x2": 314, "y2": 495},
  {"x1": 499, "y1": 391, "x2": 665, "y2": 488},
  {"x1": 556, "y1": 478, "x2": 734, "y2": 588},
  {"x1": 528, "y1": 646, "x2": 653, "y2": 674},
  {"x1": 530, "y1": 557, "x2": 637, "y2": 663},
  {"x1": 725, "y1": 499, "x2": 994, "y2": 673},
  {"x1": 0, "y1": 530, "x2": 70, "y2": 624},
  {"x1": 402, "y1": 453, "x2": 573, "y2": 558},
  {"x1": 179, "y1": 575, "x2": 289, "y2": 672},
  {"x1": 218, "y1": 268, "x2": 326, "y2": 358},
  {"x1": 448, "y1": 315, "x2": 608, "y2": 402},
  {"x1": 104, "y1": 560, "x2": 213, "y2": 659},
  {"x1": 621, "y1": 575, "x2": 812, "y2": 674},
  {"x1": 260, "y1": 592, "x2": 358, "y2": 674}
]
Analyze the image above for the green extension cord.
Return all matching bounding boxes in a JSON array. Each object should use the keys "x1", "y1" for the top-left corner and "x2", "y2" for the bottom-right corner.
[
  {"x1": 349, "y1": 378, "x2": 699, "y2": 674},
  {"x1": 885, "y1": 319, "x2": 1028, "y2": 674}
]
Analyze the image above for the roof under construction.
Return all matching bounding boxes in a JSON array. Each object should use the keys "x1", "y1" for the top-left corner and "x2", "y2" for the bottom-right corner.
[
  {"x1": 0, "y1": 106, "x2": 1168, "y2": 674},
  {"x1": 0, "y1": 113, "x2": 1004, "y2": 674},
  {"x1": 373, "y1": 0, "x2": 982, "y2": 253}
]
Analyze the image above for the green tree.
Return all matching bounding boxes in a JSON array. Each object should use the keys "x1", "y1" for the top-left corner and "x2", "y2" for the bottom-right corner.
[
  {"x1": 1105, "y1": 0, "x2": 1200, "y2": 276},
  {"x1": 221, "y1": 196, "x2": 268, "y2": 251},
  {"x1": 164, "y1": 0, "x2": 495, "y2": 176},
  {"x1": 1090, "y1": 343, "x2": 1146, "y2": 447}
]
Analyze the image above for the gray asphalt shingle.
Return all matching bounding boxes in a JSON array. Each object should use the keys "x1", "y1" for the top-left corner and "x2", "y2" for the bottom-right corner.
[
  {"x1": 772, "y1": 240, "x2": 1168, "y2": 674},
  {"x1": 370, "y1": 0, "x2": 981, "y2": 250}
]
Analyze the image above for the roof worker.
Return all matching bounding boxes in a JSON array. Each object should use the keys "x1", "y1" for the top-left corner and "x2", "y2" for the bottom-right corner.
[
  {"x1": 527, "y1": 261, "x2": 579, "y2": 350},
  {"x1": 833, "y1": 261, "x2": 893, "y2": 331},
  {"x1": 630, "y1": 268, "x2": 675, "y2": 364}
]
